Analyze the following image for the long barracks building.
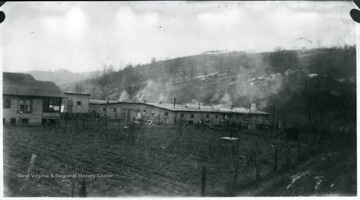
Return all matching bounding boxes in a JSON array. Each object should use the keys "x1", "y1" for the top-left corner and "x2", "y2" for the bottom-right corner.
[{"x1": 89, "y1": 100, "x2": 269, "y2": 129}]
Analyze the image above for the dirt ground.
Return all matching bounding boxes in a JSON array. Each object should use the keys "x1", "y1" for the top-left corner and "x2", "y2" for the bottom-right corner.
[{"x1": 2, "y1": 122, "x2": 357, "y2": 197}]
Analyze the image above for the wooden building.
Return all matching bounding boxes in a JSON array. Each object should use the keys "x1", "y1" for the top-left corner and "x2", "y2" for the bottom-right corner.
[
  {"x1": 89, "y1": 100, "x2": 269, "y2": 129},
  {"x1": 63, "y1": 92, "x2": 90, "y2": 114},
  {"x1": 3, "y1": 72, "x2": 65, "y2": 125},
  {"x1": 89, "y1": 100, "x2": 173, "y2": 124}
]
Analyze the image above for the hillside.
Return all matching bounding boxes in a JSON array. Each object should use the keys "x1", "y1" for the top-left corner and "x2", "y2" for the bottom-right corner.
[
  {"x1": 27, "y1": 69, "x2": 95, "y2": 88},
  {"x1": 64, "y1": 46, "x2": 355, "y2": 110}
]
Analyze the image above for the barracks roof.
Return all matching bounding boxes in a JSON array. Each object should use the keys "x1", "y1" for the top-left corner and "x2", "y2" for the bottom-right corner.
[{"x1": 89, "y1": 100, "x2": 269, "y2": 115}]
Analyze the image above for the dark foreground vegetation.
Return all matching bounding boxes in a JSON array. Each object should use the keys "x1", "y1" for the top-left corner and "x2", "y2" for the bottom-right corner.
[{"x1": 3, "y1": 117, "x2": 356, "y2": 197}]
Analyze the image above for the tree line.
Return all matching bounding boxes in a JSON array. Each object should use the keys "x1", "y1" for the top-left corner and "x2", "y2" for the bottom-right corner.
[{"x1": 265, "y1": 45, "x2": 356, "y2": 143}]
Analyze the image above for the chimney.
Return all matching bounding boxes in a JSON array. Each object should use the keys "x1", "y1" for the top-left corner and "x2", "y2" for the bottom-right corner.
[
  {"x1": 231, "y1": 105, "x2": 233, "y2": 110},
  {"x1": 198, "y1": 103, "x2": 200, "y2": 109},
  {"x1": 144, "y1": 100, "x2": 147, "y2": 103},
  {"x1": 107, "y1": 98, "x2": 110, "y2": 104},
  {"x1": 159, "y1": 101, "x2": 162, "y2": 104},
  {"x1": 173, "y1": 98, "x2": 176, "y2": 109}
]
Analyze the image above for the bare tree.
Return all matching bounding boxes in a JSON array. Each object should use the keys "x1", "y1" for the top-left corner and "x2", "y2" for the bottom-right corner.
[
  {"x1": 168, "y1": 58, "x2": 179, "y2": 85},
  {"x1": 84, "y1": 78, "x2": 98, "y2": 99},
  {"x1": 268, "y1": 47, "x2": 299, "y2": 74},
  {"x1": 74, "y1": 83, "x2": 84, "y2": 93},
  {"x1": 96, "y1": 65, "x2": 114, "y2": 100},
  {"x1": 185, "y1": 59, "x2": 197, "y2": 80}
]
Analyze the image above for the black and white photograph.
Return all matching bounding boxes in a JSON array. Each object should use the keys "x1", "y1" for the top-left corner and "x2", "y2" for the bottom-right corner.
[{"x1": 0, "y1": 1, "x2": 358, "y2": 197}]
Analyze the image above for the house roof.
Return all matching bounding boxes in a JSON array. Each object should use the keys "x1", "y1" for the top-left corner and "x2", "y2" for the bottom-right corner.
[
  {"x1": 3, "y1": 72, "x2": 65, "y2": 97},
  {"x1": 89, "y1": 100, "x2": 269, "y2": 115}
]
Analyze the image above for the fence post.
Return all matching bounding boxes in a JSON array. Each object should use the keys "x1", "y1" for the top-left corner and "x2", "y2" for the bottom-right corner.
[
  {"x1": 233, "y1": 158, "x2": 240, "y2": 188},
  {"x1": 71, "y1": 177, "x2": 75, "y2": 197},
  {"x1": 79, "y1": 180, "x2": 87, "y2": 197},
  {"x1": 286, "y1": 146, "x2": 290, "y2": 168},
  {"x1": 255, "y1": 162, "x2": 260, "y2": 180},
  {"x1": 82, "y1": 115, "x2": 85, "y2": 130},
  {"x1": 176, "y1": 121, "x2": 183, "y2": 150},
  {"x1": 20, "y1": 154, "x2": 37, "y2": 192},
  {"x1": 105, "y1": 116, "x2": 108, "y2": 139},
  {"x1": 65, "y1": 117, "x2": 68, "y2": 133},
  {"x1": 254, "y1": 149, "x2": 260, "y2": 180},
  {"x1": 297, "y1": 141, "x2": 301, "y2": 161},
  {"x1": 118, "y1": 123, "x2": 122, "y2": 140},
  {"x1": 201, "y1": 166, "x2": 207, "y2": 196},
  {"x1": 273, "y1": 147, "x2": 278, "y2": 171}
]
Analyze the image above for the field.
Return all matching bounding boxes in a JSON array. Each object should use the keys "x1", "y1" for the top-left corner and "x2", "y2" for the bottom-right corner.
[{"x1": 3, "y1": 119, "x2": 356, "y2": 197}]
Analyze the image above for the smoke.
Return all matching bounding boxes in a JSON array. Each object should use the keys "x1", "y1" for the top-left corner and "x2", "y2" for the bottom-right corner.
[
  {"x1": 231, "y1": 65, "x2": 283, "y2": 106},
  {"x1": 191, "y1": 99, "x2": 201, "y2": 105},
  {"x1": 134, "y1": 92, "x2": 144, "y2": 102},
  {"x1": 134, "y1": 79, "x2": 154, "y2": 101},
  {"x1": 158, "y1": 93, "x2": 165, "y2": 102},
  {"x1": 205, "y1": 61, "x2": 284, "y2": 109},
  {"x1": 119, "y1": 90, "x2": 129, "y2": 101},
  {"x1": 210, "y1": 89, "x2": 222, "y2": 103},
  {"x1": 129, "y1": 79, "x2": 171, "y2": 103},
  {"x1": 220, "y1": 92, "x2": 232, "y2": 106},
  {"x1": 115, "y1": 52, "x2": 285, "y2": 110}
]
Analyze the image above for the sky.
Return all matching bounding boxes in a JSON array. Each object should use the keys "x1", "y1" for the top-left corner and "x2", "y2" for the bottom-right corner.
[{"x1": 1, "y1": 1, "x2": 357, "y2": 73}]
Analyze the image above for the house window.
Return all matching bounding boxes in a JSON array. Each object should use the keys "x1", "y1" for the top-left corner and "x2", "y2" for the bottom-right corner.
[
  {"x1": 180, "y1": 113, "x2": 184, "y2": 117},
  {"x1": 103, "y1": 108, "x2": 106, "y2": 112},
  {"x1": 3, "y1": 98, "x2": 11, "y2": 108},
  {"x1": 19, "y1": 99, "x2": 25, "y2": 112},
  {"x1": 21, "y1": 118, "x2": 29, "y2": 124},
  {"x1": 215, "y1": 114, "x2": 218, "y2": 119},
  {"x1": 114, "y1": 108, "x2": 117, "y2": 112},
  {"x1": 77, "y1": 101, "x2": 81, "y2": 105},
  {"x1": 191, "y1": 114, "x2": 194, "y2": 118},
  {"x1": 206, "y1": 114, "x2": 209, "y2": 118},
  {"x1": 43, "y1": 98, "x2": 60, "y2": 112},
  {"x1": 19, "y1": 98, "x2": 32, "y2": 113},
  {"x1": 165, "y1": 112, "x2": 169, "y2": 116},
  {"x1": 151, "y1": 111, "x2": 155, "y2": 116},
  {"x1": 10, "y1": 118, "x2": 16, "y2": 125}
]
